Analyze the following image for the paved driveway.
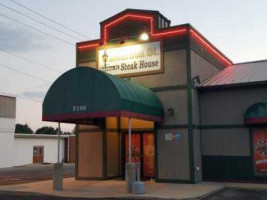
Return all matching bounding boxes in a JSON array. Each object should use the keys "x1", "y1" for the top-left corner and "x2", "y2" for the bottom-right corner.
[
  {"x1": 0, "y1": 163, "x2": 74, "y2": 185},
  {"x1": 202, "y1": 188, "x2": 267, "y2": 200}
]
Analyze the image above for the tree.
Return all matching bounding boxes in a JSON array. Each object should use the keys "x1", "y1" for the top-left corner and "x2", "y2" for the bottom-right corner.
[
  {"x1": 35, "y1": 126, "x2": 57, "y2": 135},
  {"x1": 15, "y1": 123, "x2": 33, "y2": 134},
  {"x1": 35, "y1": 126, "x2": 73, "y2": 135}
]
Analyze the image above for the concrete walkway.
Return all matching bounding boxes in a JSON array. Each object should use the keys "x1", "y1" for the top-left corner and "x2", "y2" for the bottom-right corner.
[{"x1": 0, "y1": 178, "x2": 225, "y2": 199}]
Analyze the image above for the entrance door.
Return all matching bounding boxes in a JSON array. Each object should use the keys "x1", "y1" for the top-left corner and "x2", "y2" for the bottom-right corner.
[
  {"x1": 33, "y1": 146, "x2": 44, "y2": 163},
  {"x1": 143, "y1": 133, "x2": 155, "y2": 177},
  {"x1": 124, "y1": 133, "x2": 155, "y2": 178},
  {"x1": 125, "y1": 134, "x2": 141, "y2": 163}
]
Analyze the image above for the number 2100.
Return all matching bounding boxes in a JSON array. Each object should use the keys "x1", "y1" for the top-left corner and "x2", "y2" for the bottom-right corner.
[{"x1": 72, "y1": 105, "x2": 86, "y2": 112}]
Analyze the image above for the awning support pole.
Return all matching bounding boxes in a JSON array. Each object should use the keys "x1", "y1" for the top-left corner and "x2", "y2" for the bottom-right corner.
[
  {"x1": 57, "y1": 122, "x2": 60, "y2": 163},
  {"x1": 128, "y1": 118, "x2": 132, "y2": 163},
  {"x1": 126, "y1": 117, "x2": 135, "y2": 193},
  {"x1": 53, "y1": 122, "x2": 63, "y2": 190}
]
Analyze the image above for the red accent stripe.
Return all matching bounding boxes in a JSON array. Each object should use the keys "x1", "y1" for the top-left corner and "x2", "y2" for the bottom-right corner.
[
  {"x1": 104, "y1": 14, "x2": 153, "y2": 43},
  {"x1": 43, "y1": 110, "x2": 163, "y2": 123},
  {"x1": 190, "y1": 30, "x2": 232, "y2": 66},
  {"x1": 245, "y1": 117, "x2": 267, "y2": 124},
  {"x1": 77, "y1": 12, "x2": 231, "y2": 67},
  {"x1": 77, "y1": 42, "x2": 99, "y2": 51},
  {"x1": 103, "y1": 14, "x2": 187, "y2": 43}
]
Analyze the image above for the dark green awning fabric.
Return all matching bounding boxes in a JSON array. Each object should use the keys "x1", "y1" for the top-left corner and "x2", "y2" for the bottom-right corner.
[
  {"x1": 245, "y1": 103, "x2": 267, "y2": 125},
  {"x1": 43, "y1": 67, "x2": 163, "y2": 122}
]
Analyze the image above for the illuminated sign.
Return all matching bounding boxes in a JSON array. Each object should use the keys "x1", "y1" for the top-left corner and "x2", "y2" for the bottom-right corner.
[{"x1": 97, "y1": 41, "x2": 162, "y2": 77}]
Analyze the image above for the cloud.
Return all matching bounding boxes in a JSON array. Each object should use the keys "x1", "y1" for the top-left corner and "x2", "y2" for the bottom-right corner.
[
  {"x1": 21, "y1": 90, "x2": 46, "y2": 99},
  {"x1": 0, "y1": 21, "x2": 49, "y2": 52}
]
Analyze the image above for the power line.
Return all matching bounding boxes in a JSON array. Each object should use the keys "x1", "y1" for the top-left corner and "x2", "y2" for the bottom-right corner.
[
  {"x1": 8, "y1": 0, "x2": 90, "y2": 40},
  {"x1": 0, "y1": 92, "x2": 43, "y2": 102},
  {"x1": 0, "y1": 48, "x2": 62, "y2": 73},
  {"x1": 0, "y1": 13, "x2": 75, "y2": 46},
  {"x1": 0, "y1": 63, "x2": 52, "y2": 84},
  {"x1": 0, "y1": 2, "x2": 83, "y2": 41},
  {"x1": 18, "y1": 95, "x2": 43, "y2": 102}
]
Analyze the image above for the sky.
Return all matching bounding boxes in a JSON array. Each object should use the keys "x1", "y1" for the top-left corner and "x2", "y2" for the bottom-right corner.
[{"x1": 0, "y1": 0, "x2": 266, "y2": 132}]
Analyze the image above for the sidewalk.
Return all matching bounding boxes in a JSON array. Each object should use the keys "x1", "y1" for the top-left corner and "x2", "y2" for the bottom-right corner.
[
  {"x1": 1, "y1": 178, "x2": 267, "y2": 199},
  {"x1": 0, "y1": 178, "x2": 224, "y2": 199}
]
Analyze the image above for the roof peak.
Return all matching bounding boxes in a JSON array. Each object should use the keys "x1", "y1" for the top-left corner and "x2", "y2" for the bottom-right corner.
[{"x1": 100, "y1": 8, "x2": 171, "y2": 25}]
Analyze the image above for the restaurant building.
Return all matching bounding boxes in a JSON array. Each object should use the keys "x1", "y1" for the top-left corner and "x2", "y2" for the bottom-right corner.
[{"x1": 43, "y1": 9, "x2": 267, "y2": 183}]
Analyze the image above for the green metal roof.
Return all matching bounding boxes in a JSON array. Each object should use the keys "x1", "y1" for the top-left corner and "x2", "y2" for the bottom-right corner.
[
  {"x1": 245, "y1": 103, "x2": 267, "y2": 125},
  {"x1": 43, "y1": 67, "x2": 163, "y2": 122}
]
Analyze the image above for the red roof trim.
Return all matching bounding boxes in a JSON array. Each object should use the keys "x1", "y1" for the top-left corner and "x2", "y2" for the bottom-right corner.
[
  {"x1": 102, "y1": 13, "x2": 187, "y2": 43},
  {"x1": 77, "y1": 42, "x2": 99, "y2": 51},
  {"x1": 77, "y1": 11, "x2": 231, "y2": 66},
  {"x1": 190, "y1": 30, "x2": 232, "y2": 66}
]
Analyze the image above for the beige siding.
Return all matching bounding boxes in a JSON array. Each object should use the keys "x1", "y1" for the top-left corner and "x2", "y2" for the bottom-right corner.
[
  {"x1": 192, "y1": 90, "x2": 202, "y2": 182},
  {"x1": 156, "y1": 89, "x2": 187, "y2": 125},
  {"x1": 200, "y1": 87, "x2": 267, "y2": 125},
  {"x1": 78, "y1": 132, "x2": 103, "y2": 178},
  {"x1": 157, "y1": 129, "x2": 190, "y2": 180},
  {"x1": 193, "y1": 128, "x2": 202, "y2": 182},
  {"x1": 201, "y1": 128, "x2": 251, "y2": 156},
  {"x1": 106, "y1": 132, "x2": 119, "y2": 177},
  {"x1": 78, "y1": 62, "x2": 96, "y2": 68},
  {"x1": 0, "y1": 96, "x2": 16, "y2": 118},
  {"x1": 191, "y1": 50, "x2": 221, "y2": 83},
  {"x1": 132, "y1": 50, "x2": 187, "y2": 88}
]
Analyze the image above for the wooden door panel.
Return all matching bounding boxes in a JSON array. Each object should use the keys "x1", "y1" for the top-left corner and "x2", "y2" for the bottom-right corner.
[{"x1": 33, "y1": 146, "x2": 44, "y2": 163}]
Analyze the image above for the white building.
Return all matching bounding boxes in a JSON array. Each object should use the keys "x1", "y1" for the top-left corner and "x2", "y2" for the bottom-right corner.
[
  {"x1": 0, "y1": 94, "x2": 72, "y2": 168},
  {"x1": 0, "y1": 95, "x2": 16, "y2": 168},
  {"x1": 14, "y1": 134, "x2": 67, "y2": 166}
]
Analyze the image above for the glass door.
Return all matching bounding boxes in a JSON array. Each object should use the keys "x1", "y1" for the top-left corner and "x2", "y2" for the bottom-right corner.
[
  {"x1": 125, "y1": 134, "x2": 141, "y2": 163},
  {"x1": 124, "y1": 133, "x2": 155, "y2": 178},
  {"x1": 143, "y1": 133, "x2": 155, "y2": 177}
]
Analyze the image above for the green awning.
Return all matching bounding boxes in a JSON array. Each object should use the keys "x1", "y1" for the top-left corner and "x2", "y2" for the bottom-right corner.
[
  {"x1": 43, "y1": 67, "x2": 163, "y2": 123},
  {"x1": 245, "y1": 103, "x2": 267, "y2": 125}
]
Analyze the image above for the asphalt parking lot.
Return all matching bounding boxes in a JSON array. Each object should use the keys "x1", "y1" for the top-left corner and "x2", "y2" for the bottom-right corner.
[
  {"x1": 202, "y1": 188, "x2": 267, "y2": 200},
  {"x1": 0, "y1": 163, "x2": 74, "y2": 185},
  {"x1": 0, "y1": 192, "x2": 91, "y2": 200},
  {"x1": 0, "y1": 191, "x2": 90, "y2": 200}
]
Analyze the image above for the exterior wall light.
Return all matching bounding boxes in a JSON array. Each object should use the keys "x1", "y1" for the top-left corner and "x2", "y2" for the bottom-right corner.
[
  {"x1": 167, "y1": 107, "x2": 174, "y2": 116},
  {"x1": 192, "y1": 76, "x2": 200, "y2": 88},
  {"x1": 140, "y1": 33, "x2": 149, "y2": 41},
  {"x1": 102, "y1": 50, "x2": 108, "y2": 67}
]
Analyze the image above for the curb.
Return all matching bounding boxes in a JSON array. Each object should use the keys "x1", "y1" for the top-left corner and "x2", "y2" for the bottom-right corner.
[{"x1": 0, "y1": 186, "x2": 226, "y2": 200}]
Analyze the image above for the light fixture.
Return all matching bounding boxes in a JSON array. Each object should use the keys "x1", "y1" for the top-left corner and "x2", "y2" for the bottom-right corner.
[
  {"x1": 102, "y1": 50, "x2": 108, "y2": 67},
  {"x1": 140, "y1": 32, "x2": 149, "y2": 41},
  {"x1": 167, "y1": 107, "x2": 174, "y2": 116},
  {"x1": 192, "y1": 76, "x2": 200, "y2": 88}
]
